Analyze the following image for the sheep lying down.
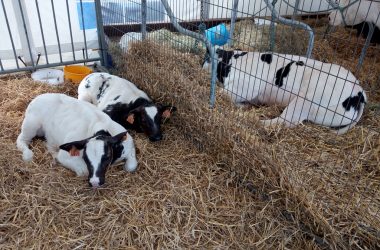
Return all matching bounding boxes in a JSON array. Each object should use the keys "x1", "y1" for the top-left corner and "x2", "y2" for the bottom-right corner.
[
  {"x1": 78, "y1": 72, "x2": 176, "y2": 142},
  {"x1": 203, "y1": 49, "x2": 367, "y2": 134},
  {"x1": 328, "y1": 0, "x2": 380, "y2": 43},
  {"x1": 16, "y1": 93, "x2": 138, "y2": 187}
]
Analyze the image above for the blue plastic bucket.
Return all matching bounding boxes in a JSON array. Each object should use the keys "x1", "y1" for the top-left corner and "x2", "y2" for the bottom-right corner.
[{"x1": 205, "y1": 23, "x2": 230, "y2": 46}]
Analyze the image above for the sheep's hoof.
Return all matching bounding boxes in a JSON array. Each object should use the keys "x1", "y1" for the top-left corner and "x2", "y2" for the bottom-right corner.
[
  {"x1": 22, "y1": 150, "x2": 34, "y2": 162},
  {"x1": 124, "y1": 160, "x2": 138, "y2": 172}
]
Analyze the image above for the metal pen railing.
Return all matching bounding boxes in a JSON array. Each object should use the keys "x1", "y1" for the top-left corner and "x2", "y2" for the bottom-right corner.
[{"x1": 0, "y1": 0, "x2": 106, "y2": 75}]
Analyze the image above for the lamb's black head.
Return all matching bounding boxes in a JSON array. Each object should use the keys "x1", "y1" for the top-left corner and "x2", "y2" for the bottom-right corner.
[{"x1": 59, "y1": 130, "x2": 128, "y2": 187}]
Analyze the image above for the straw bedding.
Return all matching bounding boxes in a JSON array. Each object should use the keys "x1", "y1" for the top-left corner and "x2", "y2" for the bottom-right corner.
[
  {"x1": 0, "y1": 76, "x2": 318, "y2": 248},
  {"x1": 226, "y1": 19, "x2": 309, "y2": 55},
  {"x1": 107, "y1": 18, "x2": 380, "y2": 249},
  {"x1": 1, "y1": 17, "x2": 379, "y2": 249}
]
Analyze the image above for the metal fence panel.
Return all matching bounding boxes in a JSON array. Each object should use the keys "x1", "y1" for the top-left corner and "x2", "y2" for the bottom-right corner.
[{"x1": 0, "y1": 0, "x2": 105, "y2": 74}]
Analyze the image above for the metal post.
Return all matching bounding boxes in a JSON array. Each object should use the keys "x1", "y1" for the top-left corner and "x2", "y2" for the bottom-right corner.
[
  {"x1": 50, "y1": 0, "x2": 63, "y2": 63},
  {"x1": 160, "y1": 0, "x2": 218, "y2": 107},
  {"x1": 141, "y1": 0, "x2": 147, "y2": 40},
  {"x1": 209, "y1": 46, "x2": 218, "y2": 108},
  {"x1": 79, "y1": 0, "x2": 89, "y2": 60},
  {"x1": 356, "y1": 22, "x2": 375, "y2": 72},
  {"x1": 269, "y1": 0, "x2": 278, "y2": 51},
  {"x1": 193, "y1": 0, "x2": 209, "y2": 53},
  {"x1": 264, "y1": 0, "x2": 314, "y2": 58},
  {"x1": 15, "y1": 0, "x2": 36, "y2": 67},
  {"x1": 292, "y1": 0, "x2": 300, "y2": 19},
  {"x1": 66, "y1": 0, "x2": 76, "y2": 61},
  {"x1": 228, "y1": 0, "x2": 239, "y2": 47},
  {"x1": 291, "y1": 0, "x2": 300, "y2": 31},
  {"x1": 1, "y1": 0, "x2": 20, "y2": 69},
  {"x1": 35, "y1": 0, "x2": 49, "y2": 64},
  {"x1": 200, "y1": 0, "x2": 210, "y2": 20},
  {"x1": 0, "y1": 58, "x2": 4, "y2": 71},
  {"x1": 95, "y1": 0, "x2": 109, "y2": 67}
]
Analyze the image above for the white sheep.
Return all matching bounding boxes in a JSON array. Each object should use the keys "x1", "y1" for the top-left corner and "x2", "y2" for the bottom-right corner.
[
  {"x1": 16, "y1": 93, "x2": 138, "y2": 187},
  {"x1": 78, "y1": 72, "x2": 176, "y2": 142},
  {"x1": 203, "y1": 49, "x2": 367, "y2": 134},
  {"x1": 329, "y1": 0, "x2": 380, "y2": 29}
]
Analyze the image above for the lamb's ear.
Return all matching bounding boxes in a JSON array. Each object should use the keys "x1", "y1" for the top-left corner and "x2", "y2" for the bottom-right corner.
[
  {"x1": 109, "y1": 131, "x2": 128, "y2": 144},
  {"x1": 126, "y1": 113, "x2": 134, "y2": 124},
  {"x1": 126, "y1": 106, "x2": 143, "y2": 124},
  {"x1": 157, "y1": 104, "x2": 177, "y2": 119},
  {"x1": 59, "y1": 139, "x2": 88, "y2": 157}
]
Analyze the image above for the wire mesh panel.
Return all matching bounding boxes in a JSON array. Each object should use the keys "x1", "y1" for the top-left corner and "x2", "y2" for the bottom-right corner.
[
  {"x1": 0, "y1": 0, "x2": 105, "y2": 74},
  {"x1": 102, "y1": 0, "x2": 379, "y2": 248}
]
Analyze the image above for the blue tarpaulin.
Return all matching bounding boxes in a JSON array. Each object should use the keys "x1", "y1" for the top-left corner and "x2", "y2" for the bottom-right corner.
[{"x1": 77, "y1": 1, "x2": 97, "y2": 30}]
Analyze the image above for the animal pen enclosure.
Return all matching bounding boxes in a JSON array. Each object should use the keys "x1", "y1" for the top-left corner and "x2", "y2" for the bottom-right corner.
[{"x1": 0, "y1": 0, "x2": 379, "y2": 249}]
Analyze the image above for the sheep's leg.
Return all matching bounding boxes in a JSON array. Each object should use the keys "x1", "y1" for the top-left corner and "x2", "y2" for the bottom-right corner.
[
  {"x1": 234, "y1": 100, "x2": 256, "y2": 108},
  {"x1": 261, "y1": 96, "x2": 310, "y2": 128},
  {"x1": 224, "y1": 88, "x2": 260, "y2": 108},
  {"x1": 56, "y1": 150, "x2": 88, "y2": 177},
  {"x1": 16, "y1": 115, "x2": 41, "y2": 162},
  {"x1": 123, "y1": 137, "x2": 138, "y2": 172}
]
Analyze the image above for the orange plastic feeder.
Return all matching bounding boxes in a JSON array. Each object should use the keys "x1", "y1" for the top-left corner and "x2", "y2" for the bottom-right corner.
[{"x1": 64, "y1": 65, "x2": 93, "y2": 84}]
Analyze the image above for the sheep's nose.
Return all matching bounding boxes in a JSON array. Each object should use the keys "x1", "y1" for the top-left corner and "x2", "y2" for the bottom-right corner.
[
  {"x1": 89, "y1": 177, "x2": 100, "y2": 188},
  {"x1": 149, "y1": 134, "x2": 162, "y2": 142}
]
